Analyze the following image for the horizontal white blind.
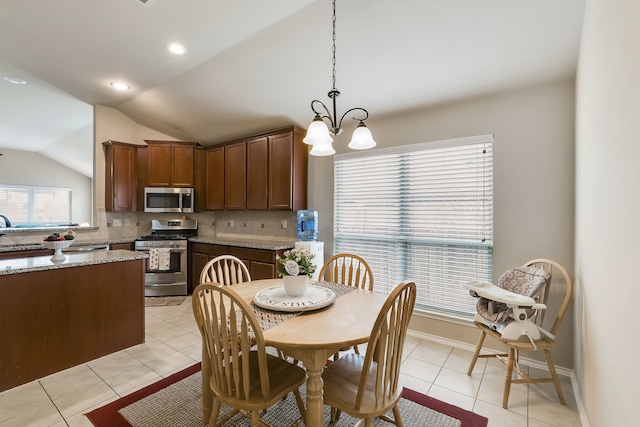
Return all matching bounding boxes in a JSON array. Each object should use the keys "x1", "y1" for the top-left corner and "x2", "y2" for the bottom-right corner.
[
  {"x1": 334, "y1": 135, "x2": 493, "y2": 317},
  {"x1": 0, "y1": 185, "x2": 72, "y2": 225}
]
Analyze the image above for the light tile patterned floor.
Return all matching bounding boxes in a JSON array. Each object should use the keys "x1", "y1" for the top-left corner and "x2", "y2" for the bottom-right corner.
[{"x1": 0, "y1": 297, "x2": 582, "y2": 426}]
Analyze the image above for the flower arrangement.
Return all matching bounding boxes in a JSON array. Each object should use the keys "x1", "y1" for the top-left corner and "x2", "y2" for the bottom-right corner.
[{"x1": 276, "y1": 248, "x2": 316, "y2": 278}]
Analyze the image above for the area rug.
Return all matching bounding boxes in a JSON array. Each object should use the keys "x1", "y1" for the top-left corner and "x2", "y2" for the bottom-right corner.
[
  {"x1": 86, "y1": 363, "x2": 488, "y2": 427},
  {"x1": 144, "y1": 296, "x2": 188, "y2": 307}
]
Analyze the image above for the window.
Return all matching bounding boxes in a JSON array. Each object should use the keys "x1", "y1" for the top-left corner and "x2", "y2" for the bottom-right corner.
[
  {"x1": 0, "y1": 184, "x2": 72, "y2": 226},
  {"x1": 334, "y1": 134, "x2": 493, "y2": 318}
]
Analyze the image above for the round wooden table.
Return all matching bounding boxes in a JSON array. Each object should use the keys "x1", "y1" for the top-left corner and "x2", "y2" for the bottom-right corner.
[{"x1": 199, "y1": 278, "x2": 388, "y2": 427}]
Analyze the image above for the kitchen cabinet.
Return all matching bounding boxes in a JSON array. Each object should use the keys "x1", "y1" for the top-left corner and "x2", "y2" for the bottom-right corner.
[
  {"x1": 266, "y1": 128, "x2": 307, "y2": 210},
  {"x1": 139, "y1": 140, "x2": 198, "y2": 188},
  {"x1": 200, "y1": 126, "x2": 308, "y2": 212},
  {"x1": 224, "y1": 141, "x2": 247, "y2": 210},
  {"x1": 103, "y1": 140, "x2": 138, "y2": 212},
  {"x1": 246, "y1": 136, "x2": 269, "y2": 209},
  {"x1": 229, "y1": 246, "x2": 285, "y2": 280},
  {"x1": 0, "y1": 249, "x2": 52, "y2": 260},
  {"x1": 204, "y1": 146, "x2": 225, "y2": 211},
  {"x1": 188, "y1": 242, "x2": 286, "y2": 293},
  {"x1": 0, "y1": 256, "x2": 144, "y2": 392},
  {"x1": 109, "y1": 242, "x2": 134, "y2": 251},
  {"x1": 189, "y1": 242, "x2": 229, "y2": 293}
]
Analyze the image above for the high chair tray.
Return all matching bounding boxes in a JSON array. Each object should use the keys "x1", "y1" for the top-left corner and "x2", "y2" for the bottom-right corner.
[{"x1": 464, "y1": 281, "x2": 537, "y2": 306}]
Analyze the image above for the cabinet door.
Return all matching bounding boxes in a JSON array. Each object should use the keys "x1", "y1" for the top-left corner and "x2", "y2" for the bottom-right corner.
[
  {"x1": 268, "y1": 132, "x2": 293, "y2": 209},
  {"x1": 190, "y1": 252, "x2": 209, "y2": 293},
  {"x1": 224, "y1": 141, "x2": 247, "y2": 210},
  {"x1": 250, "y1": 261, "x2": 277, "y2": 280},
  {"x1": 104, "y1": 141, "x2": 137, "y2": 212},
  {"x1": 109, "y1": 243, "x2": 134, "y2": 251},
  {"x1": 146, "y1": 143, "x2": 172, "y2": 187},
  {"x1": 171, "y1": 144, "x2": 194, "y2": 187},
  {"x1": 246, "y1": 136, "x2": 268, "y2": 210},
  {"x1": 205, "y1": 147, "x2": 225, "y2": 210}
]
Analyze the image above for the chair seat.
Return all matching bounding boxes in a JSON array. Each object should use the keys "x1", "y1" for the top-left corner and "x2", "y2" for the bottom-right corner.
[
  {"x1": 323, "y1": 353, "x2": 403, "y2": 418},
  {"x1": 213, "y1": 352, "x2": 307, "y2": 410}
]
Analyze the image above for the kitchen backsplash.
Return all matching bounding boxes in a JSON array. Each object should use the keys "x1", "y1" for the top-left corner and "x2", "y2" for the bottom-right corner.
[
  {"x1": 105, "y1": 210, "x2": 299, "y2": 242},
  {"x1": 0, "y1": 209, "x2": 299, "y2": 246}
]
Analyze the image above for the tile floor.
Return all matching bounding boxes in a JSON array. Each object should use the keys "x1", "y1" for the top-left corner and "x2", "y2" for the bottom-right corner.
[{"x1": 0, "y1": 297, "x2": 582, "y2": 427}]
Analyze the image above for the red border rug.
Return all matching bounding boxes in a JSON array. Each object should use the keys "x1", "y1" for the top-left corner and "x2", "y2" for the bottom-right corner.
[{"x1": 86, "y1": 363, "x2": 487, "y2": 427}]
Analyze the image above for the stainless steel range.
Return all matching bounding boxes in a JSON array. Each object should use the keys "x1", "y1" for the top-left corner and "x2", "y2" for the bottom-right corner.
[{"x1": 135, "y1": 219, "x2": 197, "y2": 296}]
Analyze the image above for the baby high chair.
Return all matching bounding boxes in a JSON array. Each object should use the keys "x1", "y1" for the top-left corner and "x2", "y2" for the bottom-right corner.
[{"x1": 464, "y1": 259, "x2": 573, "y2": 408}]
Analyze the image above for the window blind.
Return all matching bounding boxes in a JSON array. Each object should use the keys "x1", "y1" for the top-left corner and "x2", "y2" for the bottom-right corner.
[
  {"x1": 0, "y1": 185, "x2": 72, "y2": 225},
  {"x1": 334, "y1": 134, "x2": 493, "y2": 317}
]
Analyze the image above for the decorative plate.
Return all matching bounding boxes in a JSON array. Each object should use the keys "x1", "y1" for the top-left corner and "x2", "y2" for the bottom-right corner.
[{"x1": 253, "y1": 284, "x2": 336, "y2": 312}]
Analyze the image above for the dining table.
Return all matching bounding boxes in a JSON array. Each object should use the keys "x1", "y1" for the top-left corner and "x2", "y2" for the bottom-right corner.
[{"x1": 198, "y1": 278, "x2": 389, "y2": 427}]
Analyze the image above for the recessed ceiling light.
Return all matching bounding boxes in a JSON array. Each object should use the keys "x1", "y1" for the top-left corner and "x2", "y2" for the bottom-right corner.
[
  {"x1": 4, "y1": 76, "x2": 27, "y2": 85},
  {"x1": 167, "y1": 43, "x2": 187, "y2": 55},
  {"x1": 110, "y1": 81, "x2": 131, "y2": 91}
]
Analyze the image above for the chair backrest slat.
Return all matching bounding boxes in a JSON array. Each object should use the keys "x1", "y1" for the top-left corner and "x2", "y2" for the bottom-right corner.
[
  {"x1": 192, "y1": 283, "x2": 270, "y2": 403},
  {"x1": 354, "y1": 281, "x2": 416, "y2": 410},
  {"x1": 200, "y1": 255, "x2": 251, "y2": 286},
  {"x1": 319, "y1": 253, "x2": 374, "y2": 290}
]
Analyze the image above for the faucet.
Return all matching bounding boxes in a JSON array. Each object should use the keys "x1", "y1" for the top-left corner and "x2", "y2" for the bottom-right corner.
[{"x1": 0, "y1": 214, "x2": 11, "y2": 228}]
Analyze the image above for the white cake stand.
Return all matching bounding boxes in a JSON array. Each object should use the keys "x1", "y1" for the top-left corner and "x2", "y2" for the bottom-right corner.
[{"x1": 43, "y1": 240, "x2": 73, "y2": 261}]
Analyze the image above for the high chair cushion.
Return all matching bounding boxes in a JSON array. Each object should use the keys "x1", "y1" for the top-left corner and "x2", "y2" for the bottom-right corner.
[{"x1": 476, "y1": 266, "x2": 550, "y2": 324}]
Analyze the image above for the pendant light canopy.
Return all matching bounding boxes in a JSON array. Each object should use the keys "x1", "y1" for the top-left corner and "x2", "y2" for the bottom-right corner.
[{"x1": 303, "y1": 0, "x2": 376, "y2": 156}]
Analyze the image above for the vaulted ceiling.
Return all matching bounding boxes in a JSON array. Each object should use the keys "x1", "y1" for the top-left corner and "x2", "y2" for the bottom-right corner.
[{"x1": 0, "y1": 0, "x2": 585, "y2": 177}]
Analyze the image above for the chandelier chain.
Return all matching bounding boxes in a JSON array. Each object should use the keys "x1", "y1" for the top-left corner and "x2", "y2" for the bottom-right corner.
[{"x1": 331, "y1": 0, "x2": 337, "y2": 91}]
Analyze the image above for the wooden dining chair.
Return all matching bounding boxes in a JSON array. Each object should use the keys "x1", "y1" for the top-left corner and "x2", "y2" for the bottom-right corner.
[
  {"x1": 318, "y1": 253, "x2": 375, "y2": 360},
  {"x1": 466, "y1": 258, "x2": 573, "y2": 408},
  {"x1": 200, "y1": 255, "x2": 251, "y2": 286},
  {"x1": 318, "y1": 253, "x2": 374, "y2": 290},
  {"x1": 322, "y1": 281, "x2": 417, "y2": 426},
  {"x1": 192, "y1": 283, "x2": 306, "y2": 427}
]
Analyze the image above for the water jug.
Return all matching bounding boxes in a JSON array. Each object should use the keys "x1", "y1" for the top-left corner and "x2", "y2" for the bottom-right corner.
[{"x1": 296, "y1": 210, "x2": 318, "y2": 241}]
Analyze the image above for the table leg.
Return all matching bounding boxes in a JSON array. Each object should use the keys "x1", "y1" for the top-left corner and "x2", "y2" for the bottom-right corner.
[
  {"x1": 285, "y1": 348, "x2": 333, "y2": 427},
  {"x1": 201, "y1": 345, "x2": 212, "y2": 423}
]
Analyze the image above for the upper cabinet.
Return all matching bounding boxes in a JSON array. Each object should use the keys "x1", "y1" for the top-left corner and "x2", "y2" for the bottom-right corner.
[
  {"x1": 103, "y1": 140, "x2": 138, "y2": 212},
  {"x1": 200, "y1": 126, "x2": 308, "y2": 212},
  {"x1": 224, "y1": 141, "x2": 247, "y2": 210},
  {"x1": 246, "y1": 136, "x2": 269, "y2": 209},
  {"x1": 138, "y1": 140, "x2": 199, "y2": 188},
  {"x1": 267, "y1": 129, "x2": 307, "y2": 210}
]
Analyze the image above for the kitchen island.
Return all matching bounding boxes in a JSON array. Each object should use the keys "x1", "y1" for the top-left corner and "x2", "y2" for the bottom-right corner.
[{"x1": 0, "y1": 250, "x2": 147, "y2": 392}]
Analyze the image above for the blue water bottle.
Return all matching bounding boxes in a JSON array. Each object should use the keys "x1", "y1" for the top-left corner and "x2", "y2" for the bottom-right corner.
[{"x1": 297, "y1": 210, "x2": 318, "y2": 241}]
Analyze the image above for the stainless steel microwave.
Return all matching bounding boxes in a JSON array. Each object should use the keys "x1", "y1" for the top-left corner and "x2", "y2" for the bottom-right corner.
[{"x1": 144, "y1": 187, "x2": 194, "y2": 213}]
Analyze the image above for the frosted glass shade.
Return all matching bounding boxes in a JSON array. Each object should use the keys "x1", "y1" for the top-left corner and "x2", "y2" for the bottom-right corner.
[
  {"x1": 309, "y1": 139, "x2": 336, "y2": 156},
  {"x1": 303, "y1": 117, "x2": 333, "y2": 146},
  {"x1": 348, "y1": 122, "x2": 376, "y2": 150}
]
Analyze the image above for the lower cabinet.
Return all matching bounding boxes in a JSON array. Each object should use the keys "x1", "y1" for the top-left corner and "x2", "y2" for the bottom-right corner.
[
  {"x1": 189, "y1": 242, "x2": 286, "y2": 293},
  {"x1": 109, "y1": 242, "x2": 134, "y2": 251}
]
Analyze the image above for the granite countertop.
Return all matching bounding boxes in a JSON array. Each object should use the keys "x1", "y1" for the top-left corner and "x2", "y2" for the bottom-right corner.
[
  {"x1": 0, "y1": 249, "x2": 147, "y2": 276},
  {"x1": 0, "y1": 238, "x2": 137, "y2": 253},
  {"x1": 189, "y1": 237, "x2": 295, "y2": 251}
]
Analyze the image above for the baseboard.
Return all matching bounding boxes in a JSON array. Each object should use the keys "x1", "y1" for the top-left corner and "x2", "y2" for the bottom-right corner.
[{"x1": 406, "y1": 328, "x2": 589, "y2": 425}]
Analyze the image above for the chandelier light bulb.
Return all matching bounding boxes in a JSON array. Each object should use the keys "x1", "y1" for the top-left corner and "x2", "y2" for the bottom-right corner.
[{"x1": 309, "y1": 139, "x2": 336, "y2": 156}]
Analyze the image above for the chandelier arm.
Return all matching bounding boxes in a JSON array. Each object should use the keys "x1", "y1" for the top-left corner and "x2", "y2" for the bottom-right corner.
[
  {"x1": 310, "y1": 100, "x2": 336, "y2": 127},
  {"x1": 336, "y1": 107, "x2": 370, "y2": 129}
]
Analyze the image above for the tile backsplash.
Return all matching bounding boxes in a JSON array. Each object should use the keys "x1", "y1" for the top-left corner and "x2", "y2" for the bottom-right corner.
[{"x1": 105, "y1": 210, "x2": 298, "y2": 242}]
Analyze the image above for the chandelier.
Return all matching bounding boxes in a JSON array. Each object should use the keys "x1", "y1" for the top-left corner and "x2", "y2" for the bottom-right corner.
[{"x1": 303, "y1": 0, "x2": 376, "y2": 156}]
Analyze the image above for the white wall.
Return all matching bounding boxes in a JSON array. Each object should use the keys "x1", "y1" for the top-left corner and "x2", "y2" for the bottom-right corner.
[
  {"x1": 575, "y1": 0, "x2": 640, "y2": 424},
  {"x1": 0, "y1": 147, "x2": 92, "y2": 225},
  {"x1": 309, "y1": 79, "x2": 576, "y2": 368}
]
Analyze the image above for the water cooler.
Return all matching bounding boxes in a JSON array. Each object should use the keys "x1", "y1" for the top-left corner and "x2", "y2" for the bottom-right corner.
[{"x1": 295, "y1": 210, "x2": 324, "y2": 281}]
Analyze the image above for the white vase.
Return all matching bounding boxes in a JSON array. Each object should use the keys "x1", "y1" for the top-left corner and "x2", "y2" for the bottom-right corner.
[{"x1": 283, "y1": 274, "x2": 309, "y2": 297}]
